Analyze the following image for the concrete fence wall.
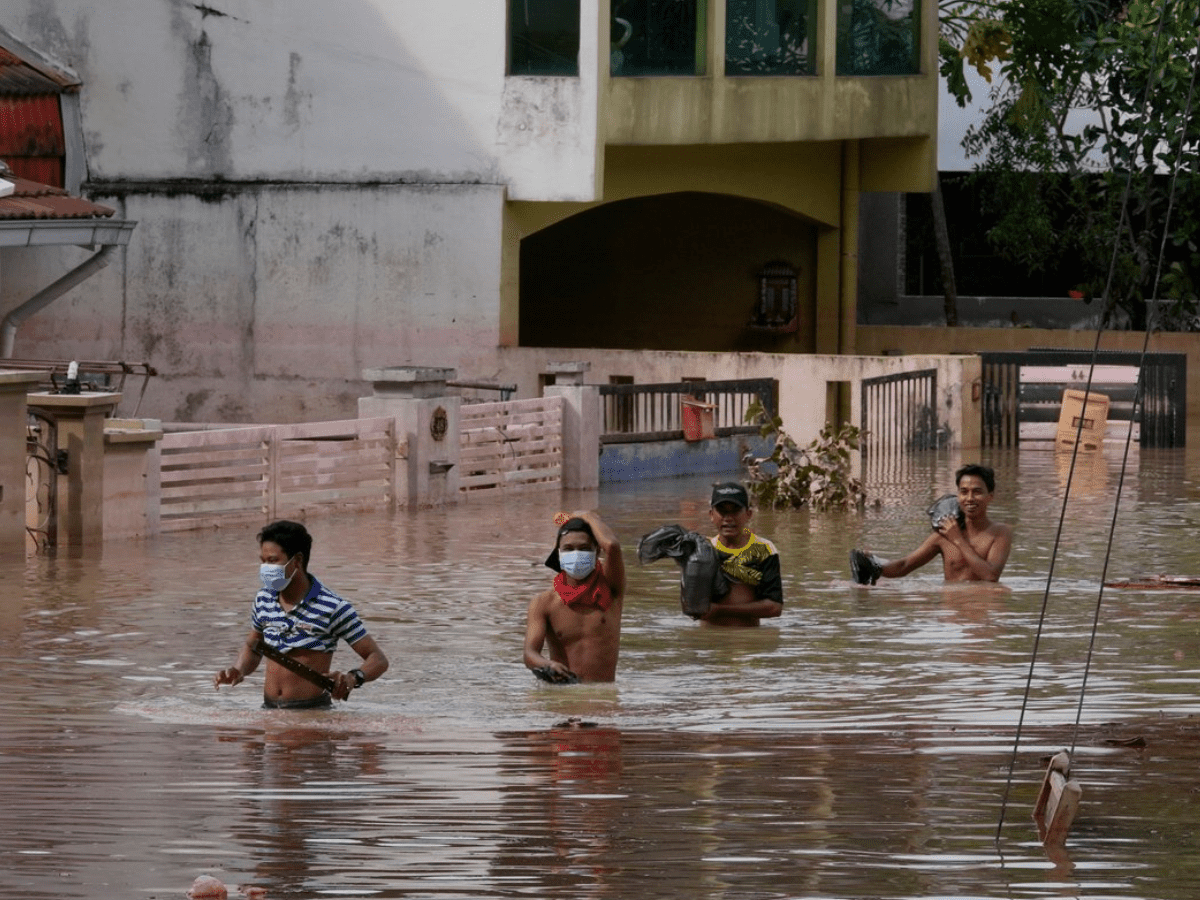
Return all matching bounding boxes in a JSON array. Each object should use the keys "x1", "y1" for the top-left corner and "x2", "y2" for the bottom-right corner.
[
  {"x1": 856, "y1": 325, "x2": 1200, "y2": 446},
  {"x1": 495, "y1": 348, "x2": 984, "y2": 452},
  {"x1": 10, "y1": 351, "x2": 986, "y2": 546}
]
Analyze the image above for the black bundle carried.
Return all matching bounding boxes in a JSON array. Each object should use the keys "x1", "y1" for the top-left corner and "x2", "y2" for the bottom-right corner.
[
  {"x1": 849, "y1": 493, "x2": 966, "y2": 584},
  {"x1": 849, "y1": 549, "x2": 884, "y2": 585},
  {"x1": 637, "y1": 524, "x2": 729, "y2": 619},
  {"x1": 926, "y1": 494, "x2": 966, "y2": 531},
  {"x1": 531, "y1": 666, "x2": 580, "y2": 685}
]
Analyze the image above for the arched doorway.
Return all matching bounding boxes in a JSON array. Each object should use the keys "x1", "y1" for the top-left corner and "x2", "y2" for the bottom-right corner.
[{"x1": 518, "y1": 191, "x2": 818, "y2": 352}]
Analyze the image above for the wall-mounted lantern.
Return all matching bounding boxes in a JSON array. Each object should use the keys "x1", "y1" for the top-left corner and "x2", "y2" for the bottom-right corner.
[{"x1": 749, "y1": 261, "x2": 798, "y2": 332}]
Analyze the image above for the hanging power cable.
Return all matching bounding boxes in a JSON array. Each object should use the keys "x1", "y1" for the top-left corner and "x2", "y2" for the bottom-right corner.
[{"x1": 993, "y1": 0, "x2": 1197, "y2": 840}]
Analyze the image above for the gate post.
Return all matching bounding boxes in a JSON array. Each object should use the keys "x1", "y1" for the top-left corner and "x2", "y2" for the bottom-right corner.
[
  {"x1": 103, "y1": 418, "x2": 163, "y2": 540},
  {"x1": 0, "y1": 372, "x2": 45, "y2": 554},
  {"x1": 26, "y1": 390, "x2": 123, "y2": 548},
  {"x1": 545, "y1": 362, "x2": 599, "y2": 490},
  {"x1": 359, "y1": 366, "x2": 461, "y2": 508}
]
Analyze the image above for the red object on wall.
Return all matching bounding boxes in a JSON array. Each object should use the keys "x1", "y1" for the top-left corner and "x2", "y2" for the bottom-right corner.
[{"x1": 681, "y1": 396, "x2": 716, "y2": 442}]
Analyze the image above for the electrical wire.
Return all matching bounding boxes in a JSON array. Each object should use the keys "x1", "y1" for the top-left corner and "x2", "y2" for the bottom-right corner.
[{"x1": 993, "y1": 0, "x2": 1196, "y2": 840}]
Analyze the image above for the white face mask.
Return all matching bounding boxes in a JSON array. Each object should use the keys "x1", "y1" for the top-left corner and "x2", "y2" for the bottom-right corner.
[
  {"x1": 259, "y1": 556, "x2": 295, "y2": 593},
  {"x1": 558, "y1": 549, "x2": 596, "y2": 580}
]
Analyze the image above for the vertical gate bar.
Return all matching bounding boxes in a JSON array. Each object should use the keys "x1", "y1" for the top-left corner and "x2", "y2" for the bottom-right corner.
[
  {"x1": 1142, "y1": 366, "x2": 1153, "y2": 447},
  {"x1": 862, "y1": 381, "x2": 871, "y2": 459},
  {"x1": 892, "y1": 378, "x2": 899, "y2": 456},
  {"x1": 1004, "y1": 364, "x2": 1015, "y2": 447},
  {"x1": 883, "y1": 378, "x2": 890, "y2": 457},
  {"x1": 981, "y1": 364, "x2": 988, "y2": 446},
  {"x1": 931, "y1": 371, "x2": 938, "y2": 448}
]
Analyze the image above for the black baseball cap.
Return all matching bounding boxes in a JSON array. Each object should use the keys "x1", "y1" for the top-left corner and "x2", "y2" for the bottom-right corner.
[
  {"x1": 710, "y1": 482, "x2": 749, "y2": 509},
  {"x1": 544, "y1": 517, "x2": 596, "y2": 571}
]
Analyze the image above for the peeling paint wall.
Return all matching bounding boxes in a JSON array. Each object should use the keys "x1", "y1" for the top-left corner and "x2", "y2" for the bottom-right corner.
[
  {"x1": 14, "y1": 1, "x2": 530, "y2": 183},
  {"x1": 9, "y1": 183, "x2": 503, "y2": 423},
  {"x1": 0, "y1": 0, "x2": 600, "y2": 422}
]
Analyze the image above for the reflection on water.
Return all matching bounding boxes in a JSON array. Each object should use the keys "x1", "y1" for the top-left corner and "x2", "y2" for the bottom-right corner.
[{"x1": 3, "y1": 447, "x2": 1200, "y2": 898}]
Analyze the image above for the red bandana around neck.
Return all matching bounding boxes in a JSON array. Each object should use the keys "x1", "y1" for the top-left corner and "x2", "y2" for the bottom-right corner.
[{"x1": 553, "y1": 565, "x2": 613, "y2": 611}]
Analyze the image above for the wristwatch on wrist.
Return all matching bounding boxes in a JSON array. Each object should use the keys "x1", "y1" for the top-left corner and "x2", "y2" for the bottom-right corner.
[{"x1": 349, "y1": 668, "x2": 366, "y2": 689}]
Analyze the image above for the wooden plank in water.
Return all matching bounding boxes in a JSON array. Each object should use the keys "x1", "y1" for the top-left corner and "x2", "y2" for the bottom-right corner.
[
  {"x1": 1105, "y1": 575, "x2": 1200, "y2": 589},
  {"x1": 1034, "y1": 750, "x2": 1082, "y2": 846}
]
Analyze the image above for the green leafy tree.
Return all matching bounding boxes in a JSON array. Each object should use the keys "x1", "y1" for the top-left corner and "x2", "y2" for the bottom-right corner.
[{"x1": 939, "y1": 0, "x2": 1200, "y2": 330}]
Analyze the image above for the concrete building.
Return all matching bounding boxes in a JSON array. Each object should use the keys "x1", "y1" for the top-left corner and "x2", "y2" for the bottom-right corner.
[{"x1": 0, "y1": 0, "x2": 939, "y2": 424}]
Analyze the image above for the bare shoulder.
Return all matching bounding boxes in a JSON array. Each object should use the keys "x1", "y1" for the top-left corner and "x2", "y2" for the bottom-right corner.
[{"x1": 527, "y1": 587, "x2": 556, "y2": 614}]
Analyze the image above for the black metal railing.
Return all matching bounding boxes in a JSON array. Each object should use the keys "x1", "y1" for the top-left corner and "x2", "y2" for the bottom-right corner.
[
  {"x1": 861, "y1": 368, "x2": 942, "y2": 458},
  {"x1": 980, "y1": 350, "x2": 1186, "y2": 448},
  {"x1": 599, "y1": 378, "x2": 778, "y2": 443}
]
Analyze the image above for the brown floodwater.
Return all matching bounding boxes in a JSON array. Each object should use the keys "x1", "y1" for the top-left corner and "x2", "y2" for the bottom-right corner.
[{"x1": 3, "y1": 445, "x2": 1200, "y2": 899}]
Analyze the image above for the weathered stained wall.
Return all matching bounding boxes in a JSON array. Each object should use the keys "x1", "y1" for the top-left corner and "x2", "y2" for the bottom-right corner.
[
  {"x1": 10, "y1": 1, "x2": 595, "y2": 188},
  {"x1": 0, "y1": 0, "x2": 582, "y2": 422},
  {"x1": 0, "y1": 1, "x2": 937, "y2": 425}
]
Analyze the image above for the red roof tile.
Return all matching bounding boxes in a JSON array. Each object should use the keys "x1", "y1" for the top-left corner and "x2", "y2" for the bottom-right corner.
[{"x1": 0, "y1": 173, "x2": 114, "y2": 220}]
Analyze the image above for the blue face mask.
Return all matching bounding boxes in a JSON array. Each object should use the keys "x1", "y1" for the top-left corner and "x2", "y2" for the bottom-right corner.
[
  {"x1": 259, "y1": 556, "x2": 295, "y2": 593},
  {"x1": 558, "y1": 549, "x2": 596, "y2": 580}
]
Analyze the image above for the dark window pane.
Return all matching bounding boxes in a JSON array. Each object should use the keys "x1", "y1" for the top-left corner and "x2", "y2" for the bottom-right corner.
[
  {"x1": 836, "y1": 0, "x2": 919, "y2": 76},
  {"x1": 903, "y1": 175, "x2": 1088, "y2": 297},
  {"x1": 726, "y1": 0, "x2": 815, "y2": 76},
  {"x1": 612, "y1": 0, "x2": 703, "y2": 76},
  {"x1": 509, "y1": 0, "x2": 581, "y2": 75}
]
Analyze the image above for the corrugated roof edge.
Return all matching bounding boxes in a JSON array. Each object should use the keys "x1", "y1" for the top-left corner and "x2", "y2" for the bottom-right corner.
[{"x1": 0, "y1": 23, "x2": 81, "y2": 92}]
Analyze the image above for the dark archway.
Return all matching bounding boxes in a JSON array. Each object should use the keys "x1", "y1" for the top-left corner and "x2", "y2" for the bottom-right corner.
[{"x1": 519, "y1": 192, "x2": 818, "y2": 352}]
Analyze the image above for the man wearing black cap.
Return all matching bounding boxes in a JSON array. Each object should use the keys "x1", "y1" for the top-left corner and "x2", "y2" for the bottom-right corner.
[
  {"x1": 523, "y1": 509, "x2": 626, "y2": 683},
  {"x1": 706, "y1": 481, "x2": 783, "y2": 626}
]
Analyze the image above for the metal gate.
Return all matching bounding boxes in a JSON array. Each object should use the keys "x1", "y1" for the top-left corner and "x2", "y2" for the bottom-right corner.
[
  {"x1": 861, "y1": 369, "x2": 941, "y2": 458},
  {"x1": 25, "y1": 411, "x2": 60, "y2": 551},
  {"x1": 980, "y1": 350, "x2": 1186, "y2": 448}
]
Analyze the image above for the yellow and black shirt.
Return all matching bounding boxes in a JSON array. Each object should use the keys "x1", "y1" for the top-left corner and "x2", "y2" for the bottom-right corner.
[{"x1": 710, "y1": 533, "x2": 783, "y2": 603}]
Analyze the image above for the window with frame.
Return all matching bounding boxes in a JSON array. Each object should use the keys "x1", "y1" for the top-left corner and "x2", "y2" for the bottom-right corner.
[
  {"x1": 611, "y1": 0, "x2": 705, "y2": 76},
  {"x1": 509, "y1": 0, "x2": 581, "y2": 76},
  {"x1": 751, "y1": 262, "x2": 799, "y2": 331},
  {"x1": 725, "y1": 0, "x2": 816, "y2": 76},
  {"x1": 836, "y1": 0, "x2": 920, "y2": 76}
]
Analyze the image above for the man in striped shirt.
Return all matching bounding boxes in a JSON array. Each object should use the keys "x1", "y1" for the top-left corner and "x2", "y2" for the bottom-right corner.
[{"x1": 214, "y1": 520, "x2": 389, "y2": 708}]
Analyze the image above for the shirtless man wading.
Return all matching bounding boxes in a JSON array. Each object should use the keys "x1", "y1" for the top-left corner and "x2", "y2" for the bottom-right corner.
[
  {"x1": 871, "y1": 464, "x2": 1013, "y2": 583},
  {"x1": 523, "y1": 510, "x2": 626, "y2": 683}
]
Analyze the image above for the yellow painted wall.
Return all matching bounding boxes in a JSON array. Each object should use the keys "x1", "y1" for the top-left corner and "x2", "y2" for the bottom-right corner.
[
  {"x1": 606, "y1": 76, "x2": 937, "y2": 149},
  {"x1": 505, "y1": 140, "x2": 857, "y2": 352}
]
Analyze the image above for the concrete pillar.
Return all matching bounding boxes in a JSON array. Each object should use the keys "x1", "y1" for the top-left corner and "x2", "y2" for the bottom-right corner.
[
  {"x1": 545, "y1": 361, "x2": 600, "y2": 490},
  {"x1": 958, "y1": 355, "x2": 983, "y2": 451},
  {"x1": 0, "y1": 372, "x2": 45, "y2": 555},
  {"x1": 104, "y1": 418, "x2": 163, "y2": 540},
  {"x1": 358, "y1": 366, "x2": 461, "y2": 508},
  {"x1": 26, "y1": 391, "x2": 123, "y2": 548}
]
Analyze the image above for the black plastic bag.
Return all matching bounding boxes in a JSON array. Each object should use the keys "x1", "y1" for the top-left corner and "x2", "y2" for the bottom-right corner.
[
  {"x1": 927, "y1": 494, "x2": 965, "y2": 531},
  {"x1": 637, "y1": 524, "x2": 726, "y2": 619}
]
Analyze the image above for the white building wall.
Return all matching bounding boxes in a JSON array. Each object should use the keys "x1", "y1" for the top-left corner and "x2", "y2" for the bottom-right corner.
[
  {"x1": 498, "y1": 0, "x2": 602, "y2": 201},
  {"x1": 0, "y1": 0, "x2": 602, "y2": 422},
  {"x1": 17, "y1": 0, "x2": 600, "y2": 188}
]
